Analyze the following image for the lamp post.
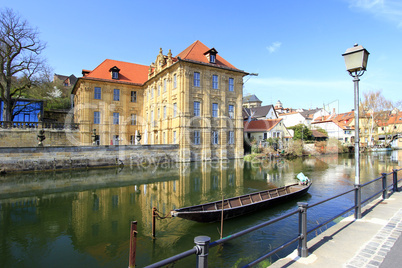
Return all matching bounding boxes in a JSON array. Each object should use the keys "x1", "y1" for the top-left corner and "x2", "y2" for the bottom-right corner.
[{"x1": 342, "y1": 44, "x2": 369, "y2": 219}]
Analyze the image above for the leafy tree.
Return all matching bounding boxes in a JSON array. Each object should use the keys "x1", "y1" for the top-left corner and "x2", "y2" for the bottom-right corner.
[
  {"x1": 26, "y1": 69, "x2": 72, "y2": 110},
  {"x1": 315, "y1": 127, "x2": 328, "y2": 136},
  {"x1": 289, "y1": 124, "x2": 313, "y2": 141},
  {"x1": 0, "y1": 8, "x2": 47, "y2": 121}
]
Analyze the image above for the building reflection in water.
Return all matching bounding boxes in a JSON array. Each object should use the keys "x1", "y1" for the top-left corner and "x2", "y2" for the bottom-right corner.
[
  {"x1": 0, "y1": 154, "x2": 400, "y2": 267},
  {"x1": 0, "y1": 159, "x2": 245, "y2": 266}
]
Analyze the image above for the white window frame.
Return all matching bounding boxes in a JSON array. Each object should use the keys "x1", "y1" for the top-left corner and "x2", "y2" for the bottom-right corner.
[
  {"x1": 113, "y1": 89, "x2": 120, "y2": 101},
  {"x1": 212, "y1": 103, "x2": 218, "y2": 117},
  {"x1": 212, "y1": 75, "x2": 218, "y2": 89},
  {"x1": 210, "y1": 54, "x2": 216, "y2": 63},
  {"x1": 112, "y1": 71, "x2": 118, "y2": 79},
  {"x1": 212, "y1": 131, "x2": 219, "y2": 145},
  {"x1": 131, "y1": 91, "x2": 137, "y2": 102},
  {"x1": 194, "y1": 101, "x2": 201, "y2": 117},
  {"x1": 228, "y1": 104, "x2": 234, "y2": 119},
  {"x1": 194, "y1": 130, "x2": 201, "y2": 145},
  {"x1": 194, "y1": 72, "x2": 200, "y2": 87},
  {"x1": 113, "y1": 113, "x2": 119, "y2": 125},
  {"x1": 94, "y1": 111, "x2": 100, "y2": 124},
  {"x1": 228, "y1": 78, "x2": 234, "y2": 91},
  {"x1": 94, "y1": 87, "x2": 101, "y2": 99},
  {"x1": 131, "y1": 114, "x2": 137, "y2": 125},
  {"x1": 229, "y1": 131, "x2": 234, "y2": 144}
]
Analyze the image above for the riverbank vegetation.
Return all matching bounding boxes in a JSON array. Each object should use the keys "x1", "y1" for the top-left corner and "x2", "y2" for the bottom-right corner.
[{"x1": 244, "y1": 138, "x2": 348, "y2": 162}]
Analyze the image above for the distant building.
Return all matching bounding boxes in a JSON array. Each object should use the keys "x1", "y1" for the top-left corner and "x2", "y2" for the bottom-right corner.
[
  {"x1": 274, "y1": 100, "x2": 302, "y2": 114},
  {"x1": 54, "y1": 74, "x2": 77, "y2": 87},
  {"x1": 243, "y1": 105, "x2": 278, "y2": 121},
  {"x1": 244, "y1": 118, "x2": 292, "y2": 147},
  {"x1": 243, "y1": 94, "x2": 262, "y2": 108},
  {"x1": 279, "y1": 108, "x2": 329, "y2": 128},
  {"x1": 311, "y1": 111, "x2": 355, "y2": 145}
]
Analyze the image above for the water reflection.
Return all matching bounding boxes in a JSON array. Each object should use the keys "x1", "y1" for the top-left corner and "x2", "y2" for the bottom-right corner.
[{"x1": 0, "y1": 152, "x2": 400, "y2": 267}]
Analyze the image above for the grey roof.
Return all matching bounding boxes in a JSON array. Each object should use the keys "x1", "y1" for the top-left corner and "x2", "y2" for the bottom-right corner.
[
  {"x1": 300, "y1": 108, "x2": 322, "y2": 119},
  {"x1": 242, "y1": 105, "x2": 276, "y2": 119},
  {"x1": 243, "y1": 94, "x2": 262, "y2": 103}
]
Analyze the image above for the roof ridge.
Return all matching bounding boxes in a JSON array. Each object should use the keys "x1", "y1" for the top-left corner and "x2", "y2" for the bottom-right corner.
[{"x1": 179, "y1": 40, "x2": 201, "y2": 59}]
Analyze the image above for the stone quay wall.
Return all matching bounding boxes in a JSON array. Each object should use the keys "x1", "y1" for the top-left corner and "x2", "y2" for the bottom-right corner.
[
  {"x1": 0, "y1": 128, "x2": 80, "y2": 147},
  {"x1": 0, "y1": 145, "x2": 179, "y2": 173}
]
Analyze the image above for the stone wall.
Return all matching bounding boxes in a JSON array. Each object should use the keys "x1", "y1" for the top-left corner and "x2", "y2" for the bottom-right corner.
[
  {"x1": 0, "y1": 128, "x2": 80, "y2": 147},
  {"x1": 0, "y1": 145, "x2": 179, "y2": 173}
]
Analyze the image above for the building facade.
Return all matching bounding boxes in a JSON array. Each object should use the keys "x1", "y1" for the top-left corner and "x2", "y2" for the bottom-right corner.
[{"x1": 72, "y1": 41, "x2": 248, "y2": 161}]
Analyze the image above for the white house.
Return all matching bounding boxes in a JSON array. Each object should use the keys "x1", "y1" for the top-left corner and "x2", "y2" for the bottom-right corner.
[
  {"x1": 243, "y1": 105, "x2": 278, "y2": 121},
  {"x1": 279, "y1": 108, "x2": 329, "y2": 128},
  {"x1": 311, "y1": 112, "x2": 355, "y2": 145},
  {"x1": 244, "y1": 119, "x2": 292, "y2": 147}
]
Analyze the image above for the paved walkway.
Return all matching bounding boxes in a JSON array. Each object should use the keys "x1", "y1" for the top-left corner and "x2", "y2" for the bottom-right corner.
[{"x1": 269, "y1": 190, "x2": 402, "y2": 268}]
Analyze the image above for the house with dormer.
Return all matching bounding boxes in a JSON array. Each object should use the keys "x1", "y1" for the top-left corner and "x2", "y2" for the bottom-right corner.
[
  {"x1": 243, "y1": 105, "x2": 278, "y2": 121},
  {"x1": 244, "y1": 118, "x2": 292, "y2": 147},
  {"x1": 243, "y1": 94, "x2": 262, "y2": 108},
  {"x1": 72, "y1": 40, "x2": 248, "y2": 161},
  {"x1": 311, "y1": 111, "x2": 355, "y2": 145},
  {"x1": 279, "y1": 108, "x2": 329, "y2": 128}
]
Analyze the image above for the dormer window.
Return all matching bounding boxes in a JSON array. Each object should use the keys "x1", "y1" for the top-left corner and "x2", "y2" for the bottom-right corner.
[
  {"x1": 204, "y1": 48, "x2": 218, "y2": 64},
  {"x1": 210, "y1": 54, "x2": 216, "y2": 63},
  {"x1": 109, "y1": 66, "x2": 120, "y2": 80}
]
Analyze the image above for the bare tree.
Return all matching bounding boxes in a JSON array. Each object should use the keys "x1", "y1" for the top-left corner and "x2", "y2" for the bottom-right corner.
[
  {"x1": 360, "y1": 90, "x2": 392, "y2": 146},
  {"x1": 0, "y1": 8, "x2": 46, "y2": 121}
]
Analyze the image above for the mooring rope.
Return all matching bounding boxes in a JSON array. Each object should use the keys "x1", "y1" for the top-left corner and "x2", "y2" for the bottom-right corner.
[{"x1": 153, "y1": 208, "x2": 174, "y2": 220}]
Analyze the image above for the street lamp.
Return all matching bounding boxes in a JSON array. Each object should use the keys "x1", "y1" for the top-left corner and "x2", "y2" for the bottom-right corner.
[{"x1": 342, "y1": 44, "x2": 369, "y2": 219}]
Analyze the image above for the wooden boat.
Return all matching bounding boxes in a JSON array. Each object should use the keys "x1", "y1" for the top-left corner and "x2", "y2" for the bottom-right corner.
[{"x1": 171, "y1": 183, "x2": 311, "y2": 223}]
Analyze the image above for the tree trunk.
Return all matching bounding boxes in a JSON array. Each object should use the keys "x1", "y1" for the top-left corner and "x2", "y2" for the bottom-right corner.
[{"x1": 2, "y1": 99, "x2": 12, "y2": 122}]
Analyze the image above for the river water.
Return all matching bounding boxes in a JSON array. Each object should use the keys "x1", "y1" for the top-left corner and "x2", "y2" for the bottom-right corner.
[{"x1": 0, "y1": 151, "x2": 401, "y2": 267}]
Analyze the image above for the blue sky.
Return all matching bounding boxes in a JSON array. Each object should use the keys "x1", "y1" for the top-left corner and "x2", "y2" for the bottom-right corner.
[{"x1": 4, "y1": 0, "x2": 402, "y2": 113}]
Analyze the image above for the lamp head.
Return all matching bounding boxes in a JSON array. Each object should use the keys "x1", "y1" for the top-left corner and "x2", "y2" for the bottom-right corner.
[{"x1": 342, "y1": 44, "x2": 369, "y2": 73}]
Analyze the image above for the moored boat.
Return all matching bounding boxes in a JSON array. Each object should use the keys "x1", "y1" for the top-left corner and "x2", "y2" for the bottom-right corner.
[{"x1": 171, "y1": 183, "x2": 311, "y2": 223}]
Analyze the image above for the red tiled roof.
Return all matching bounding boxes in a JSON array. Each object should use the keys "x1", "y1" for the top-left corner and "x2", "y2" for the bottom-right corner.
[
  {"x1": 244, "y1": 119, "x2": 282, "y2": 132},
  {"x1": 175, "y1": 40, "x2": 238, "y2": 70},
  {"x1": 387, "y1": 112, "x2": 402, "y2": 125},
  {"x1": 84, "y1": 59, "x2": 149, "y2": 85},
  {"x1": 312, "y1": 111, "x2": 355, "y2": 130}
]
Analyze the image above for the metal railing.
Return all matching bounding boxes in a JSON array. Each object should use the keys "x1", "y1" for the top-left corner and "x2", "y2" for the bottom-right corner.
[
  {"x1": 0, "y1": 121, "x2": 79, "y2": 130},
  {"x1": 144, "y1": 168, "x2": 401, "y2": 268}
]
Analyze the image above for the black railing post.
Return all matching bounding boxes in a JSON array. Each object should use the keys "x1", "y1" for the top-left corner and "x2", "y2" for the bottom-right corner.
[
  {"x1": 354, "y1": 184, "x2": 361, "y2": 219},
  {"x1": 393, "y1": 169, "x2": 399, "y2": 192},
  {"x1": 382, "y1": 173, "x2": 388, "y2": 199},
  {"x1": 298, "y1": 202, "x2": 308, "y2": 258},
  {"x1": 194, "y1": 236, "x2": 210, "y2": 268}
]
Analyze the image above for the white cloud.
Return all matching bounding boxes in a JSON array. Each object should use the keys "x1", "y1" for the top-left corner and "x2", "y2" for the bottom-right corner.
[
  {"x1": 266, "y1": 42, "x2": 282, "y2": 53},
  {"x1": 348, "y1": 0, "x2": 402, "y2": 27}
]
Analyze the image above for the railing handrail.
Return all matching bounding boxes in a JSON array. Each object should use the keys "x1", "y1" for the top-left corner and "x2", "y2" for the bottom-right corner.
[
  {"x1": 144, "y1": 168, "x2": 401, "y2": 268},
  {"x1": 0, "y1": 120, "x2": 79, "y2": 130}
]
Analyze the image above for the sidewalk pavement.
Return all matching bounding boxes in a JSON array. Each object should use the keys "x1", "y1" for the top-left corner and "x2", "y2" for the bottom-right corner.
[{"x1": 269, "y1": 191, "x2": 402, "y2": 268}]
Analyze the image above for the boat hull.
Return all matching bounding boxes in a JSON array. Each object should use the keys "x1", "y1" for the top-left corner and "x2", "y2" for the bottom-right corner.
[{"x1": 172, "y1": 183, "x2": 311, "y2": 223}]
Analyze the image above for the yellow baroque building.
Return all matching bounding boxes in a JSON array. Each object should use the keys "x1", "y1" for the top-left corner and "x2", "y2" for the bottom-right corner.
[{"x1": 72, "y1": 41, "x2": 248, "y2": 162}]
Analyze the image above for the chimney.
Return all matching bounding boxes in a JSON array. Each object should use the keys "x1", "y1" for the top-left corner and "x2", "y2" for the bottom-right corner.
[
  {"x1": 82, "y1": 69, "x2": 90, "y2": 76},
  {"x1": 333, "y1": 108, "x2": 336, "y2": 115}
]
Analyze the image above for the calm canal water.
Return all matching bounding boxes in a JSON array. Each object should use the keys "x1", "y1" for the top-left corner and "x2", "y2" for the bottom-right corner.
[{"x1": 0, "y1": 151, "x2": 401, "y2": 267}]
